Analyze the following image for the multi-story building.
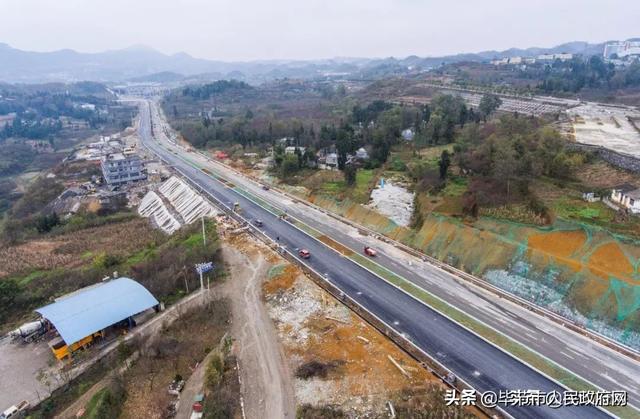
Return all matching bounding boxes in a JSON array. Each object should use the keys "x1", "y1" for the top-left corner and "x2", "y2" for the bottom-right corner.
[
  {"x1": 101, "y1": 153, "x2": 146, "y2": 185},
  {"x1": 604, "y1": 41, "x2": 640, "y2": 59}
]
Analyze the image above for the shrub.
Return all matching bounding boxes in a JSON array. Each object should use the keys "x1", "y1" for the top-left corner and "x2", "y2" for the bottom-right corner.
[
  {"x1": 295, "y1": 360, "x2": 342, "y2": 380},
  {"x1": 205, "y1": 352, "x2": 224, "y2": 388},
  {"x1": 296, "y1": 404, "x2": 347, "y2": 418}
]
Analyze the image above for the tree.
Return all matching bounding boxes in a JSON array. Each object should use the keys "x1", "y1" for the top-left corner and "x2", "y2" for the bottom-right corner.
[
  {"x1": 336, "y1": 124, "x2": 356, "y2": 170},
  {"x1": 343, "y1": 164, "x2": 357, "y2": 186},
  {"x1": 35, "y1": 212, "x2": 60, "y2": 233},
  {"x1": 424, "y1": 114, "x2": 443, "y2": 145},
  {"x1": 492, "y1": 141, "x2": 518, "y2": 201},
  {"x1": 0, "y1": 279, "x2": 20, "y2": 321},
  {"x1": 206, "y1": 352, "x2": 224, "y2": 388},
  {"x1": 280, "y1": 154, "x2": 299, "y2": 178},
  {"x1": 479, "y1": 94, "x2": 502, "y2": 122},
  {"x1": 438, "y1": 150, "x2": 451, "y2": 180}
]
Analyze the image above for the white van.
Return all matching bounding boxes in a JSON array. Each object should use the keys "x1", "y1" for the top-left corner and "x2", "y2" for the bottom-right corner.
[{"x1": 0, "y1": 405, "x2": 19, "y2": 419}]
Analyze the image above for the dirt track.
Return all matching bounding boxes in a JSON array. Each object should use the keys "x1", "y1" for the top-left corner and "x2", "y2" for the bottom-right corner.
[{"x1": 222, "y1": 246, "x2": 296, "y2": 419}]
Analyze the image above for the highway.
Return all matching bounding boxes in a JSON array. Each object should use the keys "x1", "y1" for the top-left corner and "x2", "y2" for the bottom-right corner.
[{"x1": 136, "y1": 99, "x2": 614, "y2": 418}]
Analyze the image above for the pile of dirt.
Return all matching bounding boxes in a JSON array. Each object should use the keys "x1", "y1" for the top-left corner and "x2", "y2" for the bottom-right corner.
[{"x1": 263, "y1": 261, "x2": 458, "y2": 417}]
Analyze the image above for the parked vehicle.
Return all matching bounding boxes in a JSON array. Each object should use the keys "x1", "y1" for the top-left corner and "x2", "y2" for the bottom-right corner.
[
  {"x1": 299, "y1": 249, "x2": 311, "y2": 259},
  {"x1": 167, "y1": 378, "x2": 185, "y2": 395},
  {"x1": 190, "y1": 394, "x2": 204, "y2": 419},
  {"x1": 1, "y1": 400, "x2": 29, "y2": 419},
  {"x1": 9, "y1": 319, "x2": 47, "y2": 343},
  {"x1": 261, "y1": 184, "x2": 270, "y2": 190},
  {"x1": 364, "y1": 246, "x2": 377, "y2": 257},
  {"x1": 254, "y1": 219, "x2": 263, "y2": 227}
]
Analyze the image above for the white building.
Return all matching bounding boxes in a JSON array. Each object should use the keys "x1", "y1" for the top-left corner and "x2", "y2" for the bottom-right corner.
[
  {"x1": 508, "y1": 56, "x2": 523, "y2": 65},
  {"x1": 604, "y1": 41, "x2": 640, "y2": 59},
  {"x1": 537, "y1": 53, "x2": 574, "y2": 62},
  {"x1": 325, "y1": 153, "x2": 338, "y2": 167},
  {"x1": 401, "y1": 129, "x2": 414, "y2": 141},
  {"x1": 491, "y1": 58, "x2": 509, "y2": 66},
  {"x1": 355, "y1": 147, "x2": 369, "y2": 160},
  {"x1": 284, "y1": 146, "x2": 305, "y2": 155},
  {"x1": 611, "y1": 185, "x2": 640, "y2": 213}
]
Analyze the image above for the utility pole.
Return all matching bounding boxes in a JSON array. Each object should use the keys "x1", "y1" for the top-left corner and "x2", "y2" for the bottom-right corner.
[{"x1": 201, "y1": 215, "x2": 206, "y2": 246}]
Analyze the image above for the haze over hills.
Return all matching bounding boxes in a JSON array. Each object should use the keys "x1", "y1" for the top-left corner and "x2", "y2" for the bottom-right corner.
[{"x1": 0, "y1": 39, "x2": 633, "y2": 84}]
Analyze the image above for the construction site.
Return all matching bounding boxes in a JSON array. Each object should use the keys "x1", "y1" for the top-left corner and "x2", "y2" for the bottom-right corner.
[{"x1": 0, "y1": 107, "x2": 482, "y2": 419}]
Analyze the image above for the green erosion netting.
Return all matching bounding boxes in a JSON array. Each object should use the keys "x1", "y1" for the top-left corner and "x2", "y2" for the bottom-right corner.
[{"x1": 310, "y1": 194, "x2": 640, "y2": 350}]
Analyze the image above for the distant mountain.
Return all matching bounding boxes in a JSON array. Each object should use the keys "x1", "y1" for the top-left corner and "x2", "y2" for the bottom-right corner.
[
  {"x1": 127, "y1": 71, "x2": 186, "y2": 83},
  {"x1": 0, "y1": 39, "x2": 633, "y2": 84}
]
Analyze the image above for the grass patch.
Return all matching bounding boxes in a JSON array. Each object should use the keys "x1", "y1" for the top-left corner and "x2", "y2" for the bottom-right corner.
[
  {"x1": 124, "y1": 247, "x2": 158, "y2": 265},
  {"x1": 268, "y1": 264, "x2": 287, "y2": 279},
  {"x1": 291, "y1": 219, "x2": 322, "y2": 238},
  {"x1": 319, "y1": 180, "x2": 345, "y2": 195},
  {"x1": 233, "y1": 187, "x2": 284, "y2": 215},
  {"x1": 441, "y1": 176, "x2": 468, "y2": 197},
  {"x1": 83, "y1": 384, "x2": 125, "y2": 419},
  {"x1": 351, "y1": 169, "x2": 376, "y2": 203},
  {"x1": 182, "y1": 232, "x2": 205, "y2": 248},
  {"x1": 16, "y1": 270, "x2": 46, "y2": 286},
  {"x1": 554, "y1": 198, "x2": 614, "y2": 223}
]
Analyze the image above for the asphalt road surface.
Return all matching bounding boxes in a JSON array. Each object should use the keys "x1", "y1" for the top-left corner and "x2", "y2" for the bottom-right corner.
[{"x1": 136, "y1": 100, "x2": 612, "y2": 419}]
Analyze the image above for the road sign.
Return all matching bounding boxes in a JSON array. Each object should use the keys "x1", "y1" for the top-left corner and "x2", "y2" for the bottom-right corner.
[{"x1": 195, "y1": 262, "x2": 214, "y2": 274}]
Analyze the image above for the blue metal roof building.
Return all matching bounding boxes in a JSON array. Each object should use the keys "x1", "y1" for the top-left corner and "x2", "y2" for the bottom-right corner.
[{"x1": 36, "y1": 277, "x2": 159, "y2": 345}]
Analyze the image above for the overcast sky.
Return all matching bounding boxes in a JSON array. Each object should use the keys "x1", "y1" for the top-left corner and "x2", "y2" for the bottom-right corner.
[{"x1": 1, "y1": 0, "x2": 638, "y2": 61}]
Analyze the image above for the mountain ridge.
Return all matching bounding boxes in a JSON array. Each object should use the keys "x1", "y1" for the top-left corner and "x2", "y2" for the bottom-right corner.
[{"x1": 0, "y1": 39, "x2": 633, "y2": 84}]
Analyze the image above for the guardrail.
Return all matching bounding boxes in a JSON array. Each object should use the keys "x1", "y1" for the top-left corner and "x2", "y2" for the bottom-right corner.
[
  {"x1": 160, "y1": 162, "x2": 507, "y2": 419},
  {"x1": 146, "y1": 131, "x2": 622, "y2": 417},
  {"x1": 191, "y1": 149, "x2": 640, "y2": 363}
]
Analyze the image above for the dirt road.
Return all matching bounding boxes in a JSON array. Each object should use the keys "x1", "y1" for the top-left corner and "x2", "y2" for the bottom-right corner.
[
  {"x1": 175, "y1": 350, "x2": 212, "y2": 419},
  {"x1": 54, "y1": 291, "x2": 206, "y2": 419},
  {"x1": 222, "y1": 247, "x2": 296, "y2": 419}
]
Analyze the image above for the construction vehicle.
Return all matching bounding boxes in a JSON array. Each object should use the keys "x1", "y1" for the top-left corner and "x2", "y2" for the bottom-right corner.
[
  {"x1": 1, "y1": 400, "x2": 29, "y2": 419},
  {"x1": 9, "y1": 319, "x2": 47, "y2": 343},
  {"x1": 49, "y1": 330, "x2": 104, "y2": 361},
  {"x1": 363, "y1": 246, "x2": 377, "y2": 257}
]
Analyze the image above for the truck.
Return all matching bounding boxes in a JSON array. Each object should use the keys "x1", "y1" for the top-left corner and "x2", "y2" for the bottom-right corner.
[
  {"x1": 49, "y1": 330, "x2": 104, "y2": 360},
  {"x1": 9, "y1": 319, "x2": 47, "y2": 343}
]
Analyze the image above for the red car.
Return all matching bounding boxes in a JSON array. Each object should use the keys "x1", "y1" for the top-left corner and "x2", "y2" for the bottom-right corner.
[
  {"x1": 299, "y1": 249, "x2": 311, "y2": 259},
  {"x1": 364, "y1": 246, "x2": 377, "y2": 257}
]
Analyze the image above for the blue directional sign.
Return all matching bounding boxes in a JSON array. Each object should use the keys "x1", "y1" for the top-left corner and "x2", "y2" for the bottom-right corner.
[{"x1": 195, "y1": 262, "x2": 214, "y2": 274}]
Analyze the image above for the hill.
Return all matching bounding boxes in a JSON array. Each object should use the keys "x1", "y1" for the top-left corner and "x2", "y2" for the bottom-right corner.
[{"x1": 0, "y1": 39, "x2": 635, "y2": 84}]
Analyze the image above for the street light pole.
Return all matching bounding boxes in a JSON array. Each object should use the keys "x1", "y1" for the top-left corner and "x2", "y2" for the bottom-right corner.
[{"x1": 201, "y1": 215, "x2": 206, "y2": 247}]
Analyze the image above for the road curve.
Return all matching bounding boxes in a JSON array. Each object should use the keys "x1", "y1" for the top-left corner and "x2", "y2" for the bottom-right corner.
[{"x1": 137, "y1": 99, "x2": 611, "y2": 419}]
